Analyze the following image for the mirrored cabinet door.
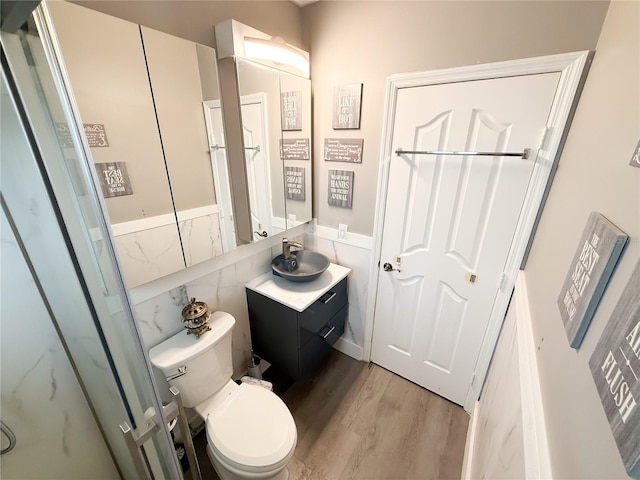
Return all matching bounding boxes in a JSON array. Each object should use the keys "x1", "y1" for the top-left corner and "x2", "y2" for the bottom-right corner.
[
  {"x1": 48, "y1": 1, "x2": 185, "y2": 287},
  {"x1": 140, "y1": 27, "x2": 227, "y2": 267},
  {"x1": 47, "y1": 2, "x2": 233, "y2": 287},
  {"x1": 279, "y1": 71, "x2": 312, "y2": 228},
  {"x1": 236, "y1": 59, "x2": 286, "y2": 241}
]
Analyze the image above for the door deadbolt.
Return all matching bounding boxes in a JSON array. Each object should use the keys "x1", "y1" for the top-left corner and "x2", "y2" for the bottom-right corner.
[{"x1": 383, "y1": 262, "x2": 401, "y2": 272}]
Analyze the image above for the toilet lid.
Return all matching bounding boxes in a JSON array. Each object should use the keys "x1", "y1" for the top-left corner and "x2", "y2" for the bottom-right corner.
[{"x1": 207, "y1": 384, "x2": 296, "y2": 469}]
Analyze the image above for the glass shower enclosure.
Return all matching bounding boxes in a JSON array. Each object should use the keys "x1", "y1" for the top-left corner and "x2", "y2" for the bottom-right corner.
[{"x1": 1, "y1": 4, "x2": 191, "y2": 479}]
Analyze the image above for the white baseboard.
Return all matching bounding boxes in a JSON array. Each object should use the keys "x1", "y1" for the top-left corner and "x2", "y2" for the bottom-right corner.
[
  {"x1": 461, "y1": 401, "x2": 480, "y2": 480},
  {"x1": 333, "y1": 336, "x2": 364, "y2": 361}
]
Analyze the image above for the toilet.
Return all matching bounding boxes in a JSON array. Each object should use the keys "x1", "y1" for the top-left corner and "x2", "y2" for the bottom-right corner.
[{"x1": 149, "y1": 311, "x2": 297, "y2": 480}]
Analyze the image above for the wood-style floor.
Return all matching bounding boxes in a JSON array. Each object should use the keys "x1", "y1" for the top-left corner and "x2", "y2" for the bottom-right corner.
[{"x1": 188, "y1": 350, "x2": 469, "y2": 480}]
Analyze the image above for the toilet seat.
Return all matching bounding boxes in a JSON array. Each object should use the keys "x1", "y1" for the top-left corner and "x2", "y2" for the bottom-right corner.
[{"x1": 206, "y1": 383, "x2": 297, "y2": 473}]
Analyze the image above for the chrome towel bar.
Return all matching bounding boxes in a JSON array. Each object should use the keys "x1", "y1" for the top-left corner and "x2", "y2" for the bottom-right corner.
[
  {"x1": 210, "y1": 144, "x2": 261, "y2": 153},
  {"x1": 395, "y1": 147, "x2": 531, "y2": 159}
]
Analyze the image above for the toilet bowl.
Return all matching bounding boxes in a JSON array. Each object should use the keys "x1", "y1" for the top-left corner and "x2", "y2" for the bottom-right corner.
[
  {"x1": 149, "y1": 311, "x2": 297, "y2": 480},
  {"x1": 202, "y1": 381, "x2": 296, "y2": 480}
]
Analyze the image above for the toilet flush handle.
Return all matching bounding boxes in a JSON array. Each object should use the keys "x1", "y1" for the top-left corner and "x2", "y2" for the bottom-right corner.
[{"x1": 166, "y1": 365, "x2": 187, "y2": 382}]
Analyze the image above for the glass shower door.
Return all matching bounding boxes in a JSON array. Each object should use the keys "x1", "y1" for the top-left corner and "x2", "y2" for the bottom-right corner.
[{"x1": 1, "y1": 7, "x2": 185, "y2": 480}]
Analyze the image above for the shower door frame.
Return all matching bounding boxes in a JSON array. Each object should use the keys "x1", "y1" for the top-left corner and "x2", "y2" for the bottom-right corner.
[{"x1": 1, "y1": 4, "x2": 186, "y2": 478}]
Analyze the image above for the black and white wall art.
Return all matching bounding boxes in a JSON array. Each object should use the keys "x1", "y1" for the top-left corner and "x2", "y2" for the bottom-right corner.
[
  {"x1": 281, "y1": 90, "x2": 302, "y2": 131},
  {"x1": 95, "y1": 162, "x2": 133, "y2": 197},
  {"x1": 332, "y1": 83, "x2": 362, "y2": 130},
  {"x1": 324, "y1": 138, "x2": 363, "y2": 163},
  {"x1": 285, "y1": 166, "x2": 305, "y2": 201},
  {"x1": 280, "y1": 138, "x2": 310, "y2": 160},
  {"x1": 557, "y1": 212, "x2": 628, "y2": 348},
  {"x1": 327, "y1": 169, "x2": 354, "y2": 208}
]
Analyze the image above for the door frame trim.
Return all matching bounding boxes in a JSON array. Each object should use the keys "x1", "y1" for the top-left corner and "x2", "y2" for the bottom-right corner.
[{"x1": 364, "y1": 51, "x2": 591, "y2": 412}]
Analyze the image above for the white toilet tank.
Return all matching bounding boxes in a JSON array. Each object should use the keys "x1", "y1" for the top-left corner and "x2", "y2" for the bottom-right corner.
[{"x1": 149, "y1": 311, "x2": 235, "y2": 408}]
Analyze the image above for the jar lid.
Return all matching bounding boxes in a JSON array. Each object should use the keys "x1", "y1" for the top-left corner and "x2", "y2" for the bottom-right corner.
[{"x1": 181, "y1": 297, "x2": 209, "y2": 320}]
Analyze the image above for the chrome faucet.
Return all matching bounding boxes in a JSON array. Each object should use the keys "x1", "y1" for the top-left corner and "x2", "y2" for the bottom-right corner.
[{"x1": 282, "y1": 238, "x2": 303, "y2": 259}]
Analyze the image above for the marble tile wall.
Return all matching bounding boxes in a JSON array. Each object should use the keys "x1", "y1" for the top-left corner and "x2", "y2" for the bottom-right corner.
[
  {"x1": 303, "y1": 232, "x2": 371, "y2": 357},
  {"x1": 0, "y1": 212, "x2": 119, "y2": 479},
  {"x1": 114, "y1": 212, "x2": 225, "y2": 288},
  {"x1": 134, "y1": 244, "x2": 276, "y2": 387},
  {"x1": 114, "y1": 223, "x2": 184, "y2": 288},
  {"x1": 180, "y1": 212, "x2": 224, "y2": 266}
]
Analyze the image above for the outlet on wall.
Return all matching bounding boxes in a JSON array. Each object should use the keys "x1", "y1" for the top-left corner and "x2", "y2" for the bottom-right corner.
[{"x1": 338, "y1": 224, "x2": 348, "y2": 239}]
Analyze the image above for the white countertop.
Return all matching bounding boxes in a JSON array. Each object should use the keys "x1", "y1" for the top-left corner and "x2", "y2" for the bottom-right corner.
[{"x1": 246, "y1": 263, "x2": 351, "y2": 312}]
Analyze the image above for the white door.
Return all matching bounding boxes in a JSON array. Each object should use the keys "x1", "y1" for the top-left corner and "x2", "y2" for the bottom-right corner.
[
  {"x1": 241, "y1": 95, "x2": 273, "y2": 240},
  {"x1": 203, "y1": 100, "x2": 236, "y2": 252},
  {"x1": 371, "y1": 73, "x2": 560, "y2": 406}
]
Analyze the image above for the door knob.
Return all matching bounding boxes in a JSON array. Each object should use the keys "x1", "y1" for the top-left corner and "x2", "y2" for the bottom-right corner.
[{"x1": 383, "y1": 262, "x2": 401, "y2": 272}]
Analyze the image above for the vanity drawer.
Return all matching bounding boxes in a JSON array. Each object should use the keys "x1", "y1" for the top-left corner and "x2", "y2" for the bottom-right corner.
[
  {"x1": 299, "y1": 304, "x2": 347, "y2": 377},
  {"x1": 319, "y1": 304, "x2": 346, "y2": 346},
  {"x1": 300, "y1": 277, "x2": 347, "y2": 335}
]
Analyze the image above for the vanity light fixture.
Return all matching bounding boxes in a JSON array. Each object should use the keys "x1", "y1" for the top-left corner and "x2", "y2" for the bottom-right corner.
[
  {"x1": 215, "y1": 19, "x2": 310, "y2": 78},
  {"x1": 243, "y1": 37, "x2": 309, "y2": 78}
]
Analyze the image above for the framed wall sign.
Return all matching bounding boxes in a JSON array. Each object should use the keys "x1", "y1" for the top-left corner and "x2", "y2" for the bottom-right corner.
[
  {"x1": 83, "y1": 123, "x2": 109, "y2": 147},
  {"x1": 629, "y1": 139, "x2": 640, "y2": 168},
  {"x1": 324, "y1": 138, "x2": 363, "y2": 163},
  {"x1": 95, "y1": 162, "x2": 133, "y2": 198},
  {"x1": 328, "y1": 169, "x2": 354, "y2": 208},
  {"x1": 55, "y1": 122, "x2": 73, "y2": 148},
  {"x1": 281, "y1": 90, "x2": 302, "y2": 131},
  {"x1": 280, "y1": 138, "x2": 310, "y2": 160},
  {"x1": 557, "y1": 212, "x2": 628, "y2": 348},
  {"x1": 589, "y1": 260, "x2": 640, "y2": 479},
  {"x1": 56, "y1": 122, "x2": 109, "y2": 148},
  {"x1": 332, "y1": 83, "x2": 362, "y2": 130},
  {"x1": 285, "y1": 166, "x2": 305, "y2": 201}
]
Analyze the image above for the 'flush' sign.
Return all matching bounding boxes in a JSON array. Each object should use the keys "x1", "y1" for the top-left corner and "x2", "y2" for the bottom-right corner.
[{"x1": 589, "y1": 260, "x2": 640, "y2": 479}]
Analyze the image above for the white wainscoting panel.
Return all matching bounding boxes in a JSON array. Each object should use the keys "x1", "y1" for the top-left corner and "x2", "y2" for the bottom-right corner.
[{"x1": 462, "y1": 272, "x2": 551, "y2": 479}]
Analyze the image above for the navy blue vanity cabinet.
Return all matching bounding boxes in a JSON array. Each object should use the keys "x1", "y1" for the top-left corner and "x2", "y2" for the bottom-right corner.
[{"x1": 246, "y1": 275, "x2": 348, "y2": 380}]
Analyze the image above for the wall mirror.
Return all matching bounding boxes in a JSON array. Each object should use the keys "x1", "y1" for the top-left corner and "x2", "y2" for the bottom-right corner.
[
  {"x1": 236, "y1": 59, "x2": 287, "y2": 240},
  {"x1": 279, "y1": 70, "x2": 312, "y2": 229},
  {"x1": 215, "y1": 19, "x2": 312, "y2": 243},
  {"x1": 46, "y1": 1, "x2": 233, "y2": 287}
]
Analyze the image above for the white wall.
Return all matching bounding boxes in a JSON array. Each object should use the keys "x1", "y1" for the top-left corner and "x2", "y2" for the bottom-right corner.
[
  {"x1": 523, "y1": 1, "x2": 639, "y2": 478},
  {"x1": 302, "y1": 0, "x2": 609, "y2": 235}
]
